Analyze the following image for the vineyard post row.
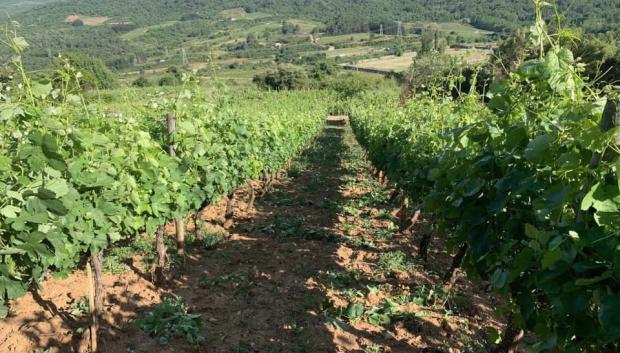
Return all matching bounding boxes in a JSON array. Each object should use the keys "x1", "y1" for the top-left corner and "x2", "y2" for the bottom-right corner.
[
  {"x1": 0, "y1": 39, "x2": 332, "y2": 351},
  {"x1": 347, "y1": 45, "x2": 620, "y2": 352},
  {"x1": 166, "y1": 111, "x2": 187, "y2": 259}
]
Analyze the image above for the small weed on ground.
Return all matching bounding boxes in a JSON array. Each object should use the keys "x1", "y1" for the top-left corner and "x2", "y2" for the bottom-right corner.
[
  {"x1": 201, "y1": 230, "x2": 227, "y2": 250},
  {"x1": 344, "y1": 235, "x2": 376, "y2": 249},
  {"x1": 135, "y1": 296, "x2": 204, "y2": 346},
  {"x1": 69, "y1": 296, "x2": 89, "y2": 317},
  {"x1": 365, "y1": 344, "x2": 384, "y2": 353},
  {"x1": 198, "y1": 271, "x2": 248, "y2": 288},
  {"x1": 258, "y1": 215, "x2": 305, "y2": 238},
  {"x1": 103, "y1": 235, "x2": 155, "y2": 274},
  {"x1": 321, "y1": 269, "x2": 362, "y2": 288},
  {"x1": 375, "y1": 251, "x2": 413, "y2": 274},
  {"x1": 331, "y1": 298, "x2": 400, "y2": 327}
]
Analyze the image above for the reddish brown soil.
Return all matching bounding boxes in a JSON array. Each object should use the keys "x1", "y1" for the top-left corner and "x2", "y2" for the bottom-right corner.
[{"x1": 0, "y1": 117, "x2": 505, "y2": 353}]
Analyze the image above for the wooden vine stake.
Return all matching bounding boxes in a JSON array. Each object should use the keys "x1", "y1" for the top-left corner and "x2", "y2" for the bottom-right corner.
[
  {"x1": 246, "y1": 181, "x2": 256, "y2": 211},
  {"x1": 194, "y1": 210, "x2": 204, "y2": 241},
  {"x1": 154, "y1": 227, "x2": 167, "y2": 284},
  {"x1": 402, "y1": 209, "x2": 421, "y2": 234},
  {"x1": 175, "y1": 218, "x2": 186, "y2": 258},
  {"x1": 167, "y1": 112, "x2": 185, "y2": 258},
  {"x1": 224, "y1": 191, "x2": 235, "y2": 228},
  {"x1": 390, "y1": 190, "x2": 404, "y2": 217},
  {"x1": 260, "y1": 170, "x2": 273, "y2": 197},
  {"x1": 84, "y1": 251, "x2": 104, "y2": 353},
  {"x1": 193, "y1": 198, "x2": 211, "y2": 241},
  {"x1": 491, "y1": 314, "x2": 524, "y2": 353},
  {"x1": 443, "y1": 244, "x2": 468, "y2": 287},
  {"x1": 260, "y1": 170, "x2": 267, "y2": 193},
  {"x1": 91, "y1": 252, "x2": 104, "y2": 312},
  {"x1": 225, "y1": 192, "x2": 235, "y2": 218},
  {"x1": 86, "y1": 260, "x2": 98, "y2": 353},
  {"x1": 397, "y1": 196, "x2": 409, "y2": 231},
  {"x1": 417, "y1": 224, "x2": 432, "y2": 261},
  {"x1": 388, "y1": 188, "x2": 401, "y2": 204},
  {"x1": 380, "y1": 172, "x2": 388, "y2": 187},
  {"x1": 261, "y1": 169, "x2": 268, "y2": 183}
]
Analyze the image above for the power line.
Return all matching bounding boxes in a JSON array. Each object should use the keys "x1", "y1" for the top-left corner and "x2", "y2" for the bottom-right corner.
[{"x1": 368, "y1": 23, "x2": 402, "y2": 36}]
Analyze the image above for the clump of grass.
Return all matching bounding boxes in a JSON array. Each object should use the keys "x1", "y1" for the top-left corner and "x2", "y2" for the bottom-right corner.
[
  {"x1": 359, "y1": 189, "x2": 388, "y2": 207},
  {"x1": 376, "y1": 209, "x2": 393, "y2": 220},
  {"x1": 375, "y1": 251, "x2": 411, "y2": 274},
  {"x1": 198, "y1": 271, "x2": 248, "y2": 288},
  {"x1": 342, "y1": 222, "x2": 357, "y2": 232},
  {"x1": 344, "y1": 235, "x2": 375, "y2": 249},
  {"x1": 322, "y1": 269, "x2": 362, "y2": 288},
  {"x1": 259, "y1": 215, "x2": 305, "y2": 239},
  {"x1": 103, "y1": 234, "x2": 155, "y2": 273},
  {"x1": 69, "y1": 296, "x2": 90, "y2": 317},
  {"x1": 135, "y1": 296, "x2": 204, "y2": 345},
  {"x1": 103, "y1": 254, "x2": 130, "y2": 274},
  {"x1": 201, "y1": 230, "x2": 226, "y2": 250},
  {"x1": 372, "y1": 228, "x2": 394, "y2": 241},
  {"x1": 365, "y1": 344, "x2": 384, "y2": 353},
  {"x1": 287, "y1": 162, "x2": 306, "y2": 178}
]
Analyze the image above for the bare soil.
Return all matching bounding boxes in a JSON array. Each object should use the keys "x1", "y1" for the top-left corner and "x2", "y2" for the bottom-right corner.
[{"x1": 64, "y1": 15, "x2": 110, "y2": 26}]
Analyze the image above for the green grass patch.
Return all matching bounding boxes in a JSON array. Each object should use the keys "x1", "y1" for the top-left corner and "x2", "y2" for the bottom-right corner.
[
  {"x1": 135, "y1": 296, "x2": 204, "y2": 346},
  {"x1": 375, "y1": 251, "x2": 412, "y2": 274},
  {"x1": 121, "y1": 21, "x2": 178, "y2": 40}
]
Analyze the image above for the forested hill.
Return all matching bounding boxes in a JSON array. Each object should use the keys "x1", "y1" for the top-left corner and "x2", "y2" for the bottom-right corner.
[
  {"x1": 0, "y1": 0, "x2": 61, "y2": 14},
  {"x1": 2, "y1": 0, "x2": 618, "y2": 72},
  {"x1": 7, "y1": 0, "x2": 620, "y2": 33}
]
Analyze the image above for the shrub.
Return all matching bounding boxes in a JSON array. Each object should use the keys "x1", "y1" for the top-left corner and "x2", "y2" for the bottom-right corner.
[
  {"x1": 253, "y1": 68, "x2": 306, "y2": 91},
  {"x1": 158, "y1": 74, "x2": 179, "y2": 86},
  {"x1": 132, "y1": 76, "x2": 150, "y2": 87},
  {"x1": 52, "y1": 51, "x2": 116, "y2": 89}
]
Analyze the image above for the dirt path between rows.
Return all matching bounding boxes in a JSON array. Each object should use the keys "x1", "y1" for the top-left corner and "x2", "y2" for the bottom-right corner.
[{"x1": 0, "y1": 116, "x2": 504, "y2": 353}]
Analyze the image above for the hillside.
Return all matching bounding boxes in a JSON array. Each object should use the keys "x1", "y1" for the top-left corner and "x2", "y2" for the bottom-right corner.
[
  {"x1": 0, "y1": 0, "x2": 61, "y2": 13},
  {"x1": 9, "y1": 0, "x2": 620, "y2": 32},
  {"x1": 2, "y1": 0, "x2": 619, "y2": 73}
]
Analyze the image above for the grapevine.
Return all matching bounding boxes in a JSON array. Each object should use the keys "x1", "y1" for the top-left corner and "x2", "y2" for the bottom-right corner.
[
  {"x1": 349, "y1": 3, "x2": 620, "y2": 351},
  {"x1": 0, "y1": 33, "x2": 330, "y2": 318}
]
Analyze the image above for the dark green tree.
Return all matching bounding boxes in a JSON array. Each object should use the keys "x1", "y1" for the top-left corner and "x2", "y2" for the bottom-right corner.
[
  {"x1": 310, "y1": 61, "x2": 336, "y2": 80},
  {"x1": 281, "y1": 21, "x2": 299, "y2": 35},
  {"x1": 53, "y1": 51, "x2": 116, "y2": 89},
  {"x1": 253, "y1": 68, "x2": 306, "y2": 90},
  {"x1": 392, "y1": 37, "x2": 404, "y2": 56},
  {"x1": 420, "y1": 31, "x2": 434, "y2": 55},
  {"x1": 132, "y1": 76, "x2": 150, "y2": 87}
]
